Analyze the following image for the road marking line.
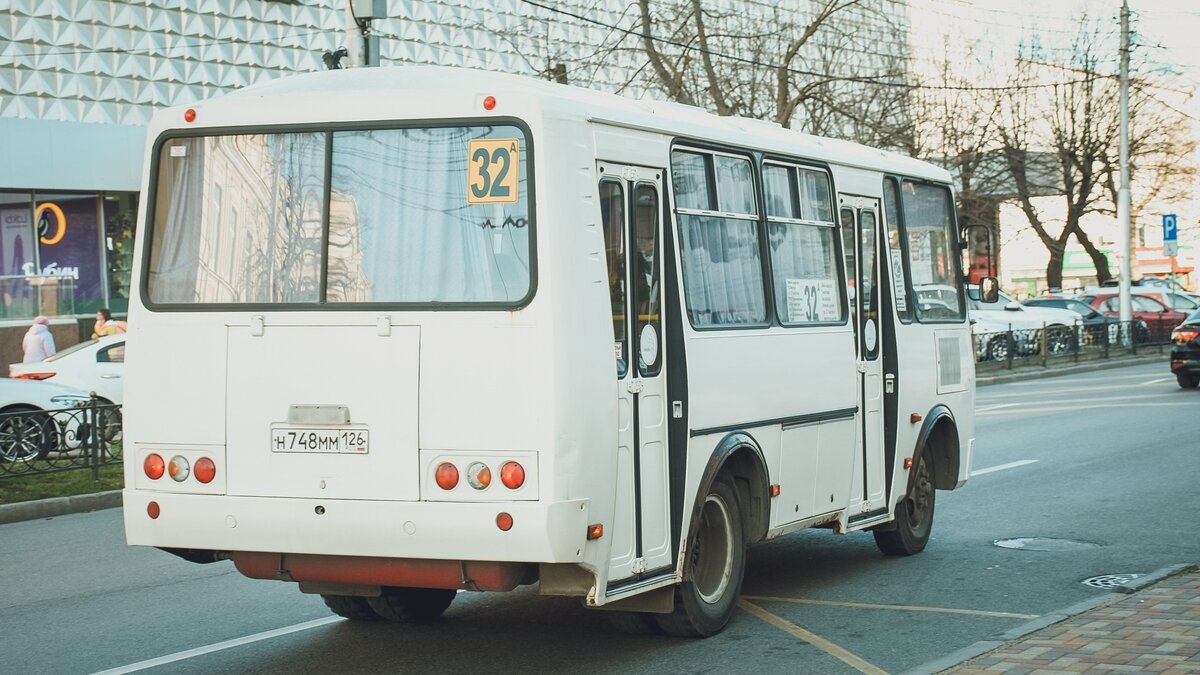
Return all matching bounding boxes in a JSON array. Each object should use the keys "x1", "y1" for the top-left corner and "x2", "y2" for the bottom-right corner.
[
  {"x1": 972, "y1": 460, "x2": 1039, "y2": 476},
  {"x1": 976, "y1": 402, "x2": 1020, "y2": 412},
  {"x1": 90, "y1": 616, "x2": 341, "y2": 675},
  {"x1": 743, "y1": 595, "x2": 1038, "y2": 620},
  {"x1": 739, "y1": 599, "x2": 887, "y2": 675},
  {"x1": 1141, "y1": 377, "x2": 1173, "y2": 385},
  {"x1": 979, "y1": 401, "x2": 1196, "y2": 416}
]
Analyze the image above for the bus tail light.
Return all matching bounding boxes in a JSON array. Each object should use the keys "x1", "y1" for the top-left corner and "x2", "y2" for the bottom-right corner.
[
  {"x1": 435, "y1": 462, "x2": 459, "y2": 490},
  {"x1": 194, "y1": 457, "x2": 216, "y2": 484},
  {"x1": 13, "y1": 372, "x2": 54, "y2": 380},
  {"x1": 466, "y1": 462, "x2": 491, "y2": 490},
  {"x1": 500, "y1": 461, "x2": 525, "y2": 489},
  {"x1": 144, "y1": 454, "x2": 165, "y2": 480},
  {"x1": 496, "y1": 512, "x2": 513, "y2": 531},
  {"x1": 168, "y1": 456, "x2": 190, "y2": 482}
]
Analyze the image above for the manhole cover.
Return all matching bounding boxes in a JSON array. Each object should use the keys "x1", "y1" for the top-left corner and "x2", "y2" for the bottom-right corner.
[
  {"x1": 993, "y1": 537, "x2": 1101, "y2": 552},
  {"x1": 1082, "y1": 574, "x2": 1143, "y2": 589}
]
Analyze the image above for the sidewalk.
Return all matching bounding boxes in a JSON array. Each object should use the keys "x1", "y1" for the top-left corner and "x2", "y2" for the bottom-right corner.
[{"x1": 916, "y1": 564, "x2": 1200, "y2": 674}]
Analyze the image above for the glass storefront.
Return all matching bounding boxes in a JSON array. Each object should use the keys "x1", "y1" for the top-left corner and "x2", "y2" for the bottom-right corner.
[{"x1": 0, "y1": 190, "x2": 137, "y2": 320}]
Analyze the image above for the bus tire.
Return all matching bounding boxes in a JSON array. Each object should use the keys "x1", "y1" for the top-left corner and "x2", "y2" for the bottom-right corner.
[
  {"x1": 367, "y1": 587, "x2": 456, "y2": 623},
  {"x1": 606, "y1": 610, "x2": 663, "y2": 634},
  {"x1": 874, "y1": 451, "x2": 935, "y2": 556},
  {"x1": 655, "y1": 477, "x2": 745, "y2": 637},
  {"x1": 321, "y1": 594, "x2": 382, "y2": 621}
]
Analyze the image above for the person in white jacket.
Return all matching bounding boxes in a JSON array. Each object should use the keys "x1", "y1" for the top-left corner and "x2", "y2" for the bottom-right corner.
[{"x1": 22, "y1": 316, "x2": 56, "y2": 363}]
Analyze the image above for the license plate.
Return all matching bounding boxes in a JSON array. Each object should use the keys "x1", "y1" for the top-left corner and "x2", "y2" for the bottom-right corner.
[{"x1": 270, "y1": 426, "x2": 369, "y2": 454}]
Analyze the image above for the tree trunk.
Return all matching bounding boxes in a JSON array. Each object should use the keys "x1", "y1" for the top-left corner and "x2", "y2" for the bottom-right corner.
[
  {"x1": 1045, "y1": 245, "x2": 1066, "y2": 290},
  {"x1": 1072, "y1": 225, "x2": 1113, "y2": 285}
]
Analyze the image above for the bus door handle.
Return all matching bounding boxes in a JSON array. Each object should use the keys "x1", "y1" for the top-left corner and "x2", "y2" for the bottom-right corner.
[{"x1": 885, "y1": 373, "x2": 895, "y2": 394}]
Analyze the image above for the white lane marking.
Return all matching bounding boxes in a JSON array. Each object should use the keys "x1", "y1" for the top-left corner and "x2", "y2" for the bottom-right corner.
[
  {"x1": 972, "y1": 460, "x2": 1038, "y2": 476},
  {"x1": 90, "y1": 617, "x2": 341, "y2": 675},
  {"x1": 978, "y1": 401, "x2": 1197, "y2": 416},
  {"x1": 1141, "y1": 377, "x2": 1173, "y2": 385},
  {"x1": 976, "y1": 403, "x2": 1021, "y2": 412}
]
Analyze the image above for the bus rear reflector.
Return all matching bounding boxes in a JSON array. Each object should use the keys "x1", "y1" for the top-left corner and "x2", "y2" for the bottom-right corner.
[
  {"x1": 144, "y1": 454, "x2": 165, "y2": 480},
  {"x1": 194, "y1": 457, "x2": 216, "y2": 484},
  {"x1": 435, "y1": 463, "x2": 459, "y2": 490},
  {"x1": 496, "y1": 512, "x2": 513, "y2": 531},
  {"x1": 147, "y1": 501, "x2": 160, "y2": 519},
  {"x1": 500, "y1": 461, "x2": 525, "y2": 489},
  {"x1": 13, "y1": 372, "x2": 54, "y2": 380}
]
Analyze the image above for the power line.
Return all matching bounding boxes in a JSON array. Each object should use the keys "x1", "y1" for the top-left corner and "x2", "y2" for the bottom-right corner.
[{"x1": 517, "y1": 0, "x2": 1105, "y2": 92}]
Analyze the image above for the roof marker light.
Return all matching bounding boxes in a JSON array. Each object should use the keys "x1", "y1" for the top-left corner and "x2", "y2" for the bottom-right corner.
[
  {"x1": 184, "y1": 108, "x2": 196, "y2": 123},
  {"x1": 483, "y1": 95, "x2": 496, "y2": 111}
]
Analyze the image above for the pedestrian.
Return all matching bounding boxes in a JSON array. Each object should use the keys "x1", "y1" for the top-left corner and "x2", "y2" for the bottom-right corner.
[
  {"x1": 91, "y1": 308, "x2": 127, "y2": 338},
  {"x1": 22, "y1": 315, "x2": 56, "y2": 363}
]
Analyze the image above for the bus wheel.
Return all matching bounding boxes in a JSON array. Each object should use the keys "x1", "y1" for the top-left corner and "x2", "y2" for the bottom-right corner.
[
  {"x1": 367, "y1": 587, "x2": 456, "y2": 623},
  {"x1": 874, "y1": 452, "x2": 935, "y2": 556},
  {"x1": 656, "y1": 477, "x2": 745, "y2": 637},
  {"x1": 321, "y1": 594, "x2": 382, "y2": 621}
]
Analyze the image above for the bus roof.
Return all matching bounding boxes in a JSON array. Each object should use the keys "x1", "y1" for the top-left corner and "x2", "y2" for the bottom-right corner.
[{"x1": 162, "y1": 65, "x2": 951, "y2": 183}]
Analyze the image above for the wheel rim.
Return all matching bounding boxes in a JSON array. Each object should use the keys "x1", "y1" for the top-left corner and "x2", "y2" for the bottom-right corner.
[
  {"x1": 0, "y1": 414, "x2": 44, "y2": 462},
  {"x1": 905, "y1": 456, "x2": 934, "y2": 535},
  {"x1": 690, "y1": 492, "x2": 735, "y2": 605},
  {"x1": 989, "y1": 337, "x2": 1008, "y2": 361}
]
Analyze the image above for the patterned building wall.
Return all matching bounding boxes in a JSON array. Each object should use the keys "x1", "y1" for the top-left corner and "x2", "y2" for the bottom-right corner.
[{"x1": 2, "y1": 0, "x2": 908, "y2": 128}]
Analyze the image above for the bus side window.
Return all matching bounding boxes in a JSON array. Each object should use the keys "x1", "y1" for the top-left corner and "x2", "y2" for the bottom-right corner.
[{"x1": 600, "y1": 179, "x2": 627, "y2": 377}]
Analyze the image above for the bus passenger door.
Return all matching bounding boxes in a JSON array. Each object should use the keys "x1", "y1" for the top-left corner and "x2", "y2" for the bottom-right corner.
[
  {"x1": 599, "y1": 163, "x2": 672, "y2": 583},
  {"x1": 840, "y1": 198, "x2": 887, "y2": 515}
]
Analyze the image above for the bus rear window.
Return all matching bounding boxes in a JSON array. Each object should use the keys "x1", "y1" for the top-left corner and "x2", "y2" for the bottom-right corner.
[{"x1": 146, "y1": 124, "x2": 532, "y2": 307}]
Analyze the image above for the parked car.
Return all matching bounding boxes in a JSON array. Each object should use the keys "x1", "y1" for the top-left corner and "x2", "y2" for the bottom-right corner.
[
  {"x1": 0, "y1": 378, "x2": 93, "y2": 462},
  {"x1": 967, "y1": 285, "x2": 1080, "y2": 355},
  {"x1": 9, "y1": 335, "x2": 125, "y2": 404},
  {"x1": 969, "y1": 311, "x2": 1049, "y2": 361},
  {"x1": 1079, "y1": 293, "x2": 1188, "y2": 342},
  {"x1": 1022, "y1": 296, "x2": 1121, "y2": 345},
  {"x1": 1170, "y1": 308, "x2": 1200, "y2": 389}
]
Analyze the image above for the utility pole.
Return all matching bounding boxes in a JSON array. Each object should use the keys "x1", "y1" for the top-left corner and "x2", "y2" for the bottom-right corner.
[
  {"x1": 345, "y1": 0, "x2": 386, "y2": 67},
  {"x1": 1117, "y1": 0, "x2": 1132, "y2": 323}
]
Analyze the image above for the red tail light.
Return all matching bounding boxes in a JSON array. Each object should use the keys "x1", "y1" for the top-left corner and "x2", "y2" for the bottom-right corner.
[
  {"x1": 500, "y1": 461, "x2": 525, "y2": 489},
  {"x1": 144, "y1": 454, "x2": 165, "y2": 480},
  {"x1": 194, "y1": 457, "x2": 216, "y2": 484},
  {"x1": 435, "y1": 462, "x2": 459, "y2": 490},
  {"x1": 1173, "y1": 328, "x2": 1199, "y2": 344},
  {"x1": 13, "y1": 372, "x2": 54, "y2": 380}
]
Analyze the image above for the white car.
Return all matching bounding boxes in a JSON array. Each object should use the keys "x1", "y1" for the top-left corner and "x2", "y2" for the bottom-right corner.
[
  {"x1": 9, "y1": 334, "x2": 125, "y2": 404},
  {"x1": 0, "y1": 378, "x2": 93, "y2": 462}
]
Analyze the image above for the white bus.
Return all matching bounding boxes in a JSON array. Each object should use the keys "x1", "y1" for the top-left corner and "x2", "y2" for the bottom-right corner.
[{"x1": 124, "y1": 66, "x2": 984, "y2": 637}]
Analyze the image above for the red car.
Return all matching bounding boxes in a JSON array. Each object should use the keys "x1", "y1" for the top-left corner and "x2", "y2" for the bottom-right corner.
[{"x1": 1081, "y1": 293, "x2": 1188, "y2": 342}]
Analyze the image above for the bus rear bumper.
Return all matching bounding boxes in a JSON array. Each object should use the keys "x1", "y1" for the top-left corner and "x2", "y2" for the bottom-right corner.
[{"x1": 123, "y1": 490, "x2": 589, "y2": 564}]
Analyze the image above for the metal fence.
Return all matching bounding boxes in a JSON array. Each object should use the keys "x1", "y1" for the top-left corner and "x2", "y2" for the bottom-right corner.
[
  {"x1": 0, "y1": 399, "x2": 122, "y2": 480},
  {"x1": 973, "y1": 317, "x2": 1177, "y2": 371}
]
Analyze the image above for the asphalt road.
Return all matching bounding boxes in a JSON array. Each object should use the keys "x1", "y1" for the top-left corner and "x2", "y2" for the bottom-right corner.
[{"x1": 2, "y1": 361, "x2": 1196, "y2": 675}]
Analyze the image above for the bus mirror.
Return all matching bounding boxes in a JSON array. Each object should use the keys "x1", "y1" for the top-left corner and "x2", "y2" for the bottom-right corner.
[{"x1": 979, "y1": 277, "x2": 1000, "y2": 303}]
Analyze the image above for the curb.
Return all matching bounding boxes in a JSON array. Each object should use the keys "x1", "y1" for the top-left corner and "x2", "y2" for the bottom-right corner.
[
  {"x1": 0, "y1": 490, "x2": 122, "y2": 525},
  {"x1": 976, "y1": 353, "x2": 1164, "y2": 386},
  {"x1": 901, "y1": 563, "x2": 1199, "y2": 675}
]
